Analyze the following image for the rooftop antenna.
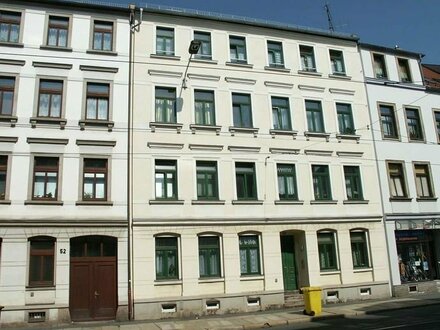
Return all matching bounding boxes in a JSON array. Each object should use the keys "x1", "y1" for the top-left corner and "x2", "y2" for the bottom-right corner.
[{"x1": 324, "y1": 2, "x2": 335, "y2": 32}]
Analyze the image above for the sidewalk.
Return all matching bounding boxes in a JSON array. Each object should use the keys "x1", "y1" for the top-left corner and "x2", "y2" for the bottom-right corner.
[{"x1": 8, "y1": 293, "x2": 440, "y2": 330}]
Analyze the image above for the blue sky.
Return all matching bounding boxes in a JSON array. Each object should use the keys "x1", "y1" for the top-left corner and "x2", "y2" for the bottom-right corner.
[{"x1": 113, "y1": 0, "x2": 439, "y2": 63}]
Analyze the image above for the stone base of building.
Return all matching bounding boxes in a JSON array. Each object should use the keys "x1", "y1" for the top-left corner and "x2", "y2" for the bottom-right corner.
[
  {"x1": 322, "y1": 281, "x2": 390, "y2": 304},
  {"x1": 393, "y1": 280, "x2": 440, "y2": 297}
]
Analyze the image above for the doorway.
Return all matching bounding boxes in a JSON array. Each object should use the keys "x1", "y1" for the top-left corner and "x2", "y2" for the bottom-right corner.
[
  {"x1": 281, "y1": 235, "x2": 298, "y2": 291},
  {"x1": 69, "y1": 236, "x2": 117, "y2": 321}
]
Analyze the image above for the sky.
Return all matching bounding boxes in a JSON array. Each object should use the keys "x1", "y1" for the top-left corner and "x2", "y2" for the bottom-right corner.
[{"x1": 109, "y1": 0, "x2": 439, "y2": 63}]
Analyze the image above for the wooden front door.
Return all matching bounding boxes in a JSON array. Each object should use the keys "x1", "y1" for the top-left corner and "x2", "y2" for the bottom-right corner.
[
  {"x1": 281, "y1": 235, "x2": 298, "y2": 291},
  {"x1": 69, "y1": 236, "x2": 117, "y2": 321}
]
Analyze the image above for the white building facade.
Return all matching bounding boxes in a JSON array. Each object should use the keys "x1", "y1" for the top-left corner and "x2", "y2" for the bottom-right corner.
[
  {"x1": 360, "y1": 43, "x2": 440, "y2": 296},
  {"x1": 130, "y1": 6, "x2": 390, "y2": 320},
  {"x1": 0, "y1": 0, "x2": 129, "y2": 324}
]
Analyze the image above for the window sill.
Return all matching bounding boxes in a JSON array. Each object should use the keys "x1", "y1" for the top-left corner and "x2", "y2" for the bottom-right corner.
[
  {"x1": 353, "y1": 267, "x2": 373, "y2": 273},
  {"x1": 26, "y1": 285, "x2": 56, "y2": 291},
  {"x1": 75, "y1": 201, "x2": 113, "y2": 206},
  {"x1": 150, "y1": 54, "x2": 181, "y2": 61},
  {"x1": 232, "y1": 200, "x2": 264, "y2": 205},
  {"x1": 310, "y1": 200, "x2": 338, "y2": 205},
  {"x1": 320, "y1": 270, "x2": 341, "y2": 275},
  {"x1": 297, "y1": 70, "x2": 322, "y2": 77},
  {"x1": 30, "y1": 117, "x2": 67, "y2": 129},
  {"x1": 304, "y1": 131, "x2": 330, "y2": 141},
  {"x1": 416, "y1": 197, "x2": 438, "y2": 202},
  {"x1": 25, "y1": 200, "x2": 63, "y2": 206},
  {"x1": 0, "y1": 115, "x2": 18, "y2": 127},
  {"x1": 154, "y1": 279, "x2": 182, "y2": 286},
  {"x1": 264, "y1": 66, "x2": 290, "y2": 73},
  {"x1": 229, "y1": 126, "x2": 259, "y2": 137},
  {"x1": 269, "y1": 129, "x2": 298, "y2": 138},
  {"x1": 382, "y1": 136, "x2": 401, "y2": 142},
  {"x1": 150, "y1": 122, "x2": 183, "y2": 133},
  {"x1": 192, "y1": 58, "x2": 217, "y2": 65},
  {"x1": 86, "y1": 49, "x2": 118, "y2": 56},
  {"x1": 408, "y1": 139, "x2": 426, "y2": 143},
  {"x1": 343, "y1": 200, "x2": 369, "y2": 204},
  {"x1": 225, "y1": 61, "x2": 253, "y2": 69},
  {"x1": 79, "y1": 119, "x2": 114, "y2": 132},
  {"x1": 240, "y1": 275, "x2": 264, "y2": 281},
  {"x1": 190, "y1": 124, "x2": 221, "y2": 135},
  {"x1": 275, "y1": 200, "x2": 304, "y2": 205},
  {"x1": 389, "y1": 197, "x2": 412, "y2": 202},
  {"x1": 40, "y1": 45, "x2": 72, "y2": 52},
  {"x1": 0, "y1": 41, "x2": 24, "y2": 48},
  {"x1": 149, "y1": 199, "x2": 185, "y2": 205},
  {"x1": 329, "y1": 73, "x2": 351, "y2": 80},
  {"x1": 336, "y1": 133, "x2": 361, "y2": 143},
  {"x1": 198, "y1": 277, "x2": 224, "y2": 283},
  {"x1": 191, "y1": 200, "x2": 225, "y2": 205},
  {"x1": 0, "y1": 200, "x2": 11, "y2": 205}
]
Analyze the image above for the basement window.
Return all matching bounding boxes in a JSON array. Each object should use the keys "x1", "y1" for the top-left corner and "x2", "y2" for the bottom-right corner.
[
  {"x1": 247, "y1": 297, "x2": 260, "y2": 306},
  {"x1": 161, "y1": 303, "x2": 177, "y2": 313},
  {"x1": 28, "y1": 311, "x2": 46, "y2": 323},
  {"x1": 360, "y1": 287, "x2": 371, "y2": 296},
  {"x1": 206, "y1": 300, "x2": 220, "y2": 310}
]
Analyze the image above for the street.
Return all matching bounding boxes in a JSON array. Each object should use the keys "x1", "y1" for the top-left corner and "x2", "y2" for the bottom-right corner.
[{"x1": 272, "y1": 304, "x2": 440, "y2": 329}]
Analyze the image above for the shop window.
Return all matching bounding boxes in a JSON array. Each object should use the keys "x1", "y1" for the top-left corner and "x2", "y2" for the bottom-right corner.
[{"x1": 28, "y1": 236, "x2": 55, "y2": 287}]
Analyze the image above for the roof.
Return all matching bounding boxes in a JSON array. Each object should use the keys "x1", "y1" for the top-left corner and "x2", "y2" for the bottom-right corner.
[
  {"x1": 359, "y1": 42, "x2": 424, "y2": 59},
  {"x1": 423, "y1": 64, "x2": 440, "y2": 75}
]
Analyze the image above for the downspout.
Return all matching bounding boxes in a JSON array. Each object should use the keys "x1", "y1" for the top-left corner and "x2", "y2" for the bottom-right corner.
[{"x1": 358, "y1": 43, "x2": 394, "y2": 297}]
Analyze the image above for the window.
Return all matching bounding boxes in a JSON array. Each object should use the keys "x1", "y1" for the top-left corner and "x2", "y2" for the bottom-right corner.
[
  {"x1": 379, "y1": 104, "x2": 398, "y2": 139},
  {"x1": 235, "y1": 163, "x2": 257, "y2": 200},
  {"x1": 229, "y1": 36, "x2": 247, "y2": 63},
  {"x1": 32, "y1": 157, "x2": 59, "y2": 200},
  {"x1": 337, "y1": 103, "x2": 355, "y2": 135},
  {"x1": 232, "y1": 93, "x2": 253, "y2": 128},
  {"x1": 86, "y1": 83, "x2": 109, "y2": 121},
  {"x1": 194, "y1": 31, "x2": 211, "y2": 60},
  {"x1": 83, "y1": 158, "x2": 107, "y2": 201},
  {"x1": 388, "y1": 162, "x2": 408, "y2": 198},
  {"x1": 344, "y1": 166, "x2": 363, "y2": 200},
  {"x1": 0, "y1": 155, "x2": 7, "y2": 200},
  {"x1": 434, "y1": 110, "x2": 440, "y2": 142},
  {"x1": 47, "y1": 16, "x2": 68, "y2": 47},
  {"x1": 272, "y1": 96, "x2": 291, "y2": 130},
  {"x1": 277, "y1": 164, "x2": 297, "y2": 200},
  {"x1": 196, "y1": 161, "x2": 218, "y2": 200},
  {"x1": 373, "y1": 53, "x2": 387, "y2": 79},
  {"x1": 312, "y1": 165, "x2": 332, "y2": 200},
  {"x1": 156, "y1": 27, "x2": 174, "y2": 56},
  {"x1": 239, "y1": 235, "x2": 260, "y2": 275},
  {"x1": 29, "y1": 237, "x2": 55, "y2": 287},
  {"x1": 155, "y1": 87, "x2": 176, "y2": 123},
  {"x1": 0, "y1": 11, "x2": 21, "y2": 43},
  {"x1": 414, "y1": 164, "x2": 434, "y2": 198},
  {"x1": 38, "y1": 80, "x2": 63, "y2": 118},
  {"x1": 0, "y1": 77, "x2": 15, "y2": 116},
  {"x1": 300, "y1": 45, "x2": 316, "y2": 72},
  {"x1": 267, "y1": 41, "x2": 284, "y2": 68},
  {"x1": 92, "y1": 21, "x2": 113, "y2": 51},
  {"x1": 329, "y1": 49, "x2": 346, "y2": 75},
  {"x1": 155, "y1": 160, "x2": 177, "y2": 200},
  {"x1": 350, "y1": 231, "x2": 370, "y2": 268},
  {"x1": 194, "y1": 90, "x2": 215, "y2": 125},
  {"x1": 306, "y1": 100, "x2": 324, "y2": 133},
  {"x1": 405, "y1": 107, "x2": 423, "y2": 141},
  {"x1": 398, "y1": 58, "x2": 412, "y2": 83},
  {"x1": 156, "y1": 237, "x2": 178, "y2": 280},
  {"x1": 199, "y1": 236, "x2": 221, "y2": 277},
  {"x1": 317, "y1": 232, "x2": 338, "y2": 271}
]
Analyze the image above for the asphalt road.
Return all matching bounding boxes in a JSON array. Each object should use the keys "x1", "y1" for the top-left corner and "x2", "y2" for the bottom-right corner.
[{"x1": 272, "y1": 304, "x2": 440, "y2": 329}]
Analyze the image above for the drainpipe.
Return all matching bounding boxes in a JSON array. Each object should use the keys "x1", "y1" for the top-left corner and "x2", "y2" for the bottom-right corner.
[{"x1": 358, "y1": 43, "x2": 394, "y2": 297}]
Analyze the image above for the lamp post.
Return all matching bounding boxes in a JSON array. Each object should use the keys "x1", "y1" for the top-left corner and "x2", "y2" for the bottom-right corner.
[{"x1": 181, "y1": 40, "x2": 201, "y2": 90}]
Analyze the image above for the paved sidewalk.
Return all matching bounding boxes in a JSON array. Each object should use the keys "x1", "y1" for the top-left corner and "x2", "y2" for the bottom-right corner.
[{"x1": 6, "y1": 293, "x2": 440, "y2": 330}]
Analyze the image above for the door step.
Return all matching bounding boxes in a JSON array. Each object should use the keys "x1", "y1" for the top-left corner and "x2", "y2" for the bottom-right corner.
[{"x1": 284, "y1": 291, "x2": 304, "y2": 308}]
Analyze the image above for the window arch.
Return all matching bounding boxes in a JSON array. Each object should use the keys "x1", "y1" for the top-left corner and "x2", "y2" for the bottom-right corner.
[{"x1": 28, "y1": 236, "x2": 56, "y2": 287}]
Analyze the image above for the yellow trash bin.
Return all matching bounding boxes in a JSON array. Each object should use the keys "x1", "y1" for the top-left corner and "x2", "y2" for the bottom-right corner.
[{"x1": 301, "y1": 287, "x2": 322, "y2": 316}]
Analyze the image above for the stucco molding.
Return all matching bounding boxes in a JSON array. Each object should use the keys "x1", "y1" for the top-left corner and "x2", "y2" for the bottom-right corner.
[{"x1": 26, "y1": 137, "x2": 69, "y2": 145}]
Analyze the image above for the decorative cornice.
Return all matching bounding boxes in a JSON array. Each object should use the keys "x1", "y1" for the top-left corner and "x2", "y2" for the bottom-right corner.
[
  {"x1": 264, "y1": 81, "x2": 294, "y2": 89},
  {"x1": 269, "y1": 148, "x2": 300, "y2": 154},
  {"x1": 187, "y1": 74, "x2": 220, "y2": 81},
  {"x1": 148, "y1": 70, "x2": 182, "y2": 78},
  {"x1": 0, "y1": 59, "x2": 25, "y2": 66},
  {"x1": 304, "y1": 149, "x2": 333, "y2": 156},
  {"x1": 225, "y1": 77, "x2": 256, "y2": 85},
  {"x1": 336, "y1": 151, "x2": 364, "y2": 158},
  {"x1": 298, "y1": 85, "x2": 325, "y2": 92},
  {"x1": 76, "y1": 139, "x2": 116, "y2": 147},
  {"x1": 27, "y1": 138, "x2": 68, "y2": 145},
  {"x1": 188, "y1": 144, "x2": 223, "y2": 151},
  {"x1": 0, "y1": 136, "x2": 18, "y2": 143},
  {"x1": 228, "y1": 146, "x2": 260, "y2": 153},
  {"x1": 80, "y1": 65, "x2": 118, "y2": 73},
  {"x1": 32, "y1": 61, "x2": 72, "y2": 70},
  {"x1": 147, "y1": 142, "x2": 184, "y2": 149},
  {"x1": 329, "y1": 88, "x2": 355, "y2": 95}
]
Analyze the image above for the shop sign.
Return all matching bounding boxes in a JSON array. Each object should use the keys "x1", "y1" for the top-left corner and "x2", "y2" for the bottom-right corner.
[{"x1": 395, "y1": 219, "x2": 440, "y2": 230}]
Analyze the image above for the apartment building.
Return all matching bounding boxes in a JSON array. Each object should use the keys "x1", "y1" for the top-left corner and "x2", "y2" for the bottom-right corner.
[
  {"x1": 360, "y1": 44, "x2": 440, "y2": 296},
  {"x1": 0, "y1": 0, "x2": 129, "y2": 324},
  {"x1": 130, "y1": 5, "x2": 390, "y2": 320}
]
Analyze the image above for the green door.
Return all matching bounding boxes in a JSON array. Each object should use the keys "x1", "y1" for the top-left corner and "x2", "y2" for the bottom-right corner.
[{"x1": 281, "y1": 235, "x2": 297, "y2": 291}]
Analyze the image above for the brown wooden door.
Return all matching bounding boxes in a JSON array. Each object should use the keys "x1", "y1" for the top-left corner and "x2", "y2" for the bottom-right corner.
[{"x1": 69, "y1": 236, "x2": 117, "y2": 321}]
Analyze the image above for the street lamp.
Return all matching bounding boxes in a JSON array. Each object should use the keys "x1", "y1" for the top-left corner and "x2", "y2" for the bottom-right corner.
[{"x1": 181, "y1": 40, "x2": 202, "y2": 90}]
